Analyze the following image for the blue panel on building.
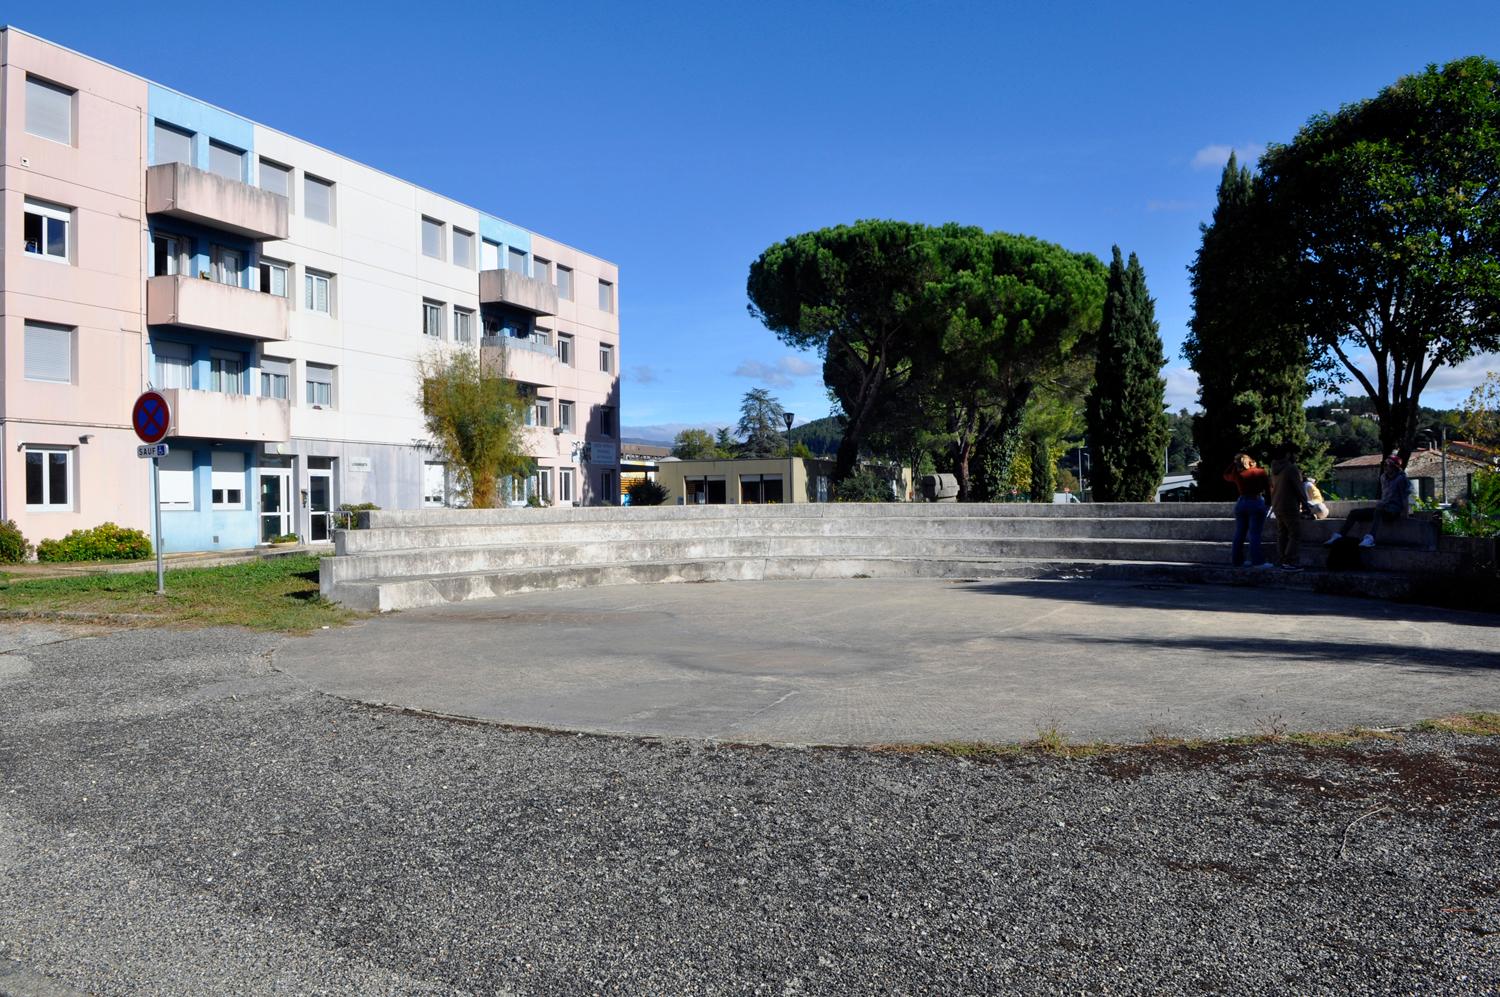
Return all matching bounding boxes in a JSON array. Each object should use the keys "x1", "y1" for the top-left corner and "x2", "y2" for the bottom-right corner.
[
  {"x1": 479, "y1": 214, "x2": 532, "y2": 258},
  {"x1": 147, "y1": 84, "x2": 255, "y2": 175},
  {"x1": 159, "y1": 445, "x2": 259, "y2": 552}
]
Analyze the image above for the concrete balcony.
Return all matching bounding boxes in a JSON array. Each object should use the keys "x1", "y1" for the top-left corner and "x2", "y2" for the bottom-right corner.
[
  {"x1": 480, "y1": 335, "x2": 557, "y2": 384},
  {"x1": 479, "y1": 268, "x2": 558, "y2": 316},
  {"x1": 146, "y1": 162, "x2": 289, "y2": 240},
  {"x1": 161, "y1": 388, "x2": 290, "y2": 444},
  {"x1": 147, "y1": 275, "x2": 289, "y2": 342}
]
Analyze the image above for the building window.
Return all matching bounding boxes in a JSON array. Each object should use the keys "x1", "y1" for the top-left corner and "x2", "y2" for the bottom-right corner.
[
  {"x1": 534, "y1": 257, "x2": 551, "y2": 283},
  {"x1": 151, "y1": 233, "x2": 185, "y2": 277},
  {"x1": 481, "y1": 238, "x2": 501, "y2": 270},
  {"x1": 153, "y1": 341, "x2": 193, "y2": 389},
  {"x1": 599, "y1": 405, "x2": 615, "y2": 438},
  {"x1": 23, "y1": 199, "x2": 70, "y2": 262},
  {"x1": 260, "y1": 357, "x2": 291, "y2": 399},
  {"x1": 453, "y1": 307, "x2": 474, "y2": 344},
  {"x1": 306, "y1": 363, "x2": 335, "y2": 407},
  {"x1": 598, "y1": 278, "x2": 615, "y2": 313},
  {"x1": 258, "y1": 259, "x2": 289, "y2": 297},
  {"x1": 558, "y1": 400, "x2": 574, "y2": 433},
  {"x1": 26, "y1": 76, "x2": 74, "y2": 145},
  {"x1": 421, "y1": 217, "x2": 445, "y2": 260},
  {"x1": 537, "y1": 468, "x2": 552, "y2": 504},
  {"x1": 685, "y1": 476, "x2": 728, "y2": 505},
  {"x1": 558, "y1": 468, "x2": 574, "y2": 504},
  {"x1": 24, "y1": 446, "x2": 73, "y2": 510},
  {"x1": 740, "y1": 474, "x2": 785, "y2": 505},
  {"x1": 259, "y1": 159, "x2": 292, "y2": 206},
  {"x1": 305, "y1": 269, "x2": 333, "y2": 314},
  {"x1": 208, "y1": 140, "x2": 245, "y2": 181},
  {"x1": 23, "y1": 321, "x2": 73, "y2": 384},
  {"x1": 210, "y1": 352, "x2": 244, "y2": 395},
  {"x1": 599, "y1": 471, "x2": 616, "y2": 504},
  {"x1": 533, "y1": 328, "x2": 552, "y2": 350},
  {"x1": 153, "y1": 121, "x2": 193, "y2": 166},
  {"x1": 158, "y1": 450, "x2": 194, "y2": 510},
  {"x1": 304, "y1": 175, "x2": 334, "y2": 224},
  {"x1": 422, "y1": 300, "x2": 444, "y2": 339},
  {"x1": 453, "y1": 228, "x2": 474, "y2": 269},
  {"x1": 211, "y1": 451, "x2": 246, "y2": 509},
  {"x1": 507, "y1": 246, "x2": 528, "y2": 273},
  {"x1": 534, "y1": 397, "x2": 551, "y2": 428},
  {"x1": 211, "y1": 244, "x2": 245, "y2": 287},
  {"x1": 599, "y1": 343, "x2": 614, "y2": 374},
  {"x1": 556, "y1": 265, "x2": 574, "y2": 300},
  {"x1": 556, "y1": 334, "x2": 573, "y2": 366},
  {"x1": 423, "y1": 462, "x2": 447, "y2": 507}
]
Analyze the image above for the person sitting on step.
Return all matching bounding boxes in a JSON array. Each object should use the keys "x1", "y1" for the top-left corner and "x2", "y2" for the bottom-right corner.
[
  {"x1": 1301, "y1": 475, "x2": 1329, "y2": 520},
  {"x1": 1326, "y1": 454, "x2": 1411, "y2": 549}
]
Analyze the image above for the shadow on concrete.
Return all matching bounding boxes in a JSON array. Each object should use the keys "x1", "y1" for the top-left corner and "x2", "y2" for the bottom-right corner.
[
  {"x1": 1004, "y1": 630, "x2": 1500, "y2": 674},
  {"x1": 956, "y1": 578, "x2": 1498, "y2": 628}
]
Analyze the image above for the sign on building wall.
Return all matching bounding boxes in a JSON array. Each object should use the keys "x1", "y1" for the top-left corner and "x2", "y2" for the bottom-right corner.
[
  {"x1": 586, "y1": 442, "x2": 618, "y2": 465},
  {"x1": 348, "y1": 457, "x2": 372, "y2": 473}
]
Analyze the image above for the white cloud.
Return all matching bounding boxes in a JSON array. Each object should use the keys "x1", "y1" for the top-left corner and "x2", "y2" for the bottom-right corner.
[
  {"x1": 1191, "y1": 142, "x2": 1266, "y2": 171},
  {"x1": 733, "y1": 354, "x2": 820, "y2": 387},
  {"x1": 1162, "y1": 365, "x2": 1201, "y2": 412}
]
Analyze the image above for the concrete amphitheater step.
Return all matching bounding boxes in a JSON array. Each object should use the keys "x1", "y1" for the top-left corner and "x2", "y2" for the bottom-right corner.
[
  {"x1": 336, "y1": 515, "x2": 1291, "y2": 553},
  {"x1": 325, "y1": 555, "x2": 1434, "y2": 613},
  {"x1": 322, "y1": 535, "x2": 1310, "y2": 585}
]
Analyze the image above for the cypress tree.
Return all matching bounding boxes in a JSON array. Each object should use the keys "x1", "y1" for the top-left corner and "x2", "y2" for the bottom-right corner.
[
  {"x1": 1085, "y1": 247, "x2": 1170, "y2": 501},
  {"x1": 1184, "y1": 154, "x2": 1309, "y2": 498}
]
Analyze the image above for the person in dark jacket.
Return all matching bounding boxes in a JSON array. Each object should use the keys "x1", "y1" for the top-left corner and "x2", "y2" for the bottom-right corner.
[
  {"x1": 1223, "y1": 452, "x2": 1271, "y2": 568},
  {"x1": 1327, "y1": 455, "x2": 1411, "y2": 549},
  {"x1": 1268, "y1": 447, "x2": 1304, "y2": 571}
]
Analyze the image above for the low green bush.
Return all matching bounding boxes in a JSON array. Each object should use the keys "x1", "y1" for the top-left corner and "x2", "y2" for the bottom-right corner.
[
  {"x1": 0, "y1": 519, "x2": 34, "y2": 564},
  {"x1": 36, "y1": 522, "x2": 152, "y2": 563},
  {"x1": 333, "y1": 502, "x2": 379, "y2": 530},
  {"x1": 1443, "y1": 468, "x2": 1500, "y2": 538},
  {"x1": 627, "y1": 479, "x2": 669, "y2": 506},
  {"x1": 835, "y1": 469, "x2": 895, "y2": 502}
]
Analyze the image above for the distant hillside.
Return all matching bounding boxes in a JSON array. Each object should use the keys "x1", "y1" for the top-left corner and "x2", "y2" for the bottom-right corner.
[{"x1": 791, "y1": 416, "x2": 843, "y2": 457}]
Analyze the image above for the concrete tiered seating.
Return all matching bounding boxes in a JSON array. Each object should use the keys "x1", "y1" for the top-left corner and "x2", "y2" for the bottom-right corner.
[{"x1": 320, "y1": 502, "x2": 1475, "y2": 612}]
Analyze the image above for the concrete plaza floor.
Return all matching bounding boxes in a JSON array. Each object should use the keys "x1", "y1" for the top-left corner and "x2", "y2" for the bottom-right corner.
[{"x1": 274, "y1": 577, "x2": 1500, "y2": 744}]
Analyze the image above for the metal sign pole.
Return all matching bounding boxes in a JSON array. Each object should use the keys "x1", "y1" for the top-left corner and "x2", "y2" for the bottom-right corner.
[{"x1": 151, "y1": 455, "x2": 165, "y2": 595}]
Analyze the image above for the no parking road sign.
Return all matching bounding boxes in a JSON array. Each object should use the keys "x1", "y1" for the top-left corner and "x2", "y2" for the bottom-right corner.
[
  {"x1": 132, "y1": 391, "x2": 171, "y2": 444},
  {"x1": 132, "y1": 391, "x2": 171, "y2": 594}
]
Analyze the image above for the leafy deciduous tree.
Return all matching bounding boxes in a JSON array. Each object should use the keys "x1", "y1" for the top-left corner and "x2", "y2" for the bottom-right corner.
[
  {"x1": 417, "y1": 350, "x2": 528, "y2": 508},
  {"x1": 1260, "y1": 56, "x2": 1500, "y2": 462},
  {"x1": 672, "y1": 428, "x2": 723, "y2": 460}
]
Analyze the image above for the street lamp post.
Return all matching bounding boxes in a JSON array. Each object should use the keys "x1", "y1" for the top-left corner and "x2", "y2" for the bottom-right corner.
[{"x1": 784, "y1": 411, "x2": 795, "y2": 504}]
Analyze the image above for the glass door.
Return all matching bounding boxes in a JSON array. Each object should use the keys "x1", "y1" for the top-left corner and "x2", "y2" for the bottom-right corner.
[
  {"x1": 259, "y1": 469, "x2": 292, "y2": 542},
  {"x1": 308, "y1": 465, "x2": 334, "y2": 542}
]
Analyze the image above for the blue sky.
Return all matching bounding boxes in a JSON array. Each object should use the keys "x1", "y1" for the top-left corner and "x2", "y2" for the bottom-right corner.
[{"x1": 24, "y1": 1, "x2": 1499, "y2": 441}]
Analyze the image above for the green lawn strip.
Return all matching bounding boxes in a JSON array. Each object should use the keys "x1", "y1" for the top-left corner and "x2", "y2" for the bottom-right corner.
[{"x1": 0, "y1": 554, "x2": 352, "y2": 632}]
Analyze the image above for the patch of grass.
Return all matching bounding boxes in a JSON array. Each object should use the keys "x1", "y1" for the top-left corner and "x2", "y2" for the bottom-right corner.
[
  {"x1": 1416, "y1": 713, "x2": 1500, "y2": 737},
  {"x1": 1025, "y1": 725, "x2": 1108, "y2": 760},
  {"x1": 0, "y1": 554, "x2": 353, "y2": 633}
]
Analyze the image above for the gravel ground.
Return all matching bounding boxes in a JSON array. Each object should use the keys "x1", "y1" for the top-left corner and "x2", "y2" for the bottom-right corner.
[{"x1": 1, "y1": 625, "x2": 1497, "y2": 996}]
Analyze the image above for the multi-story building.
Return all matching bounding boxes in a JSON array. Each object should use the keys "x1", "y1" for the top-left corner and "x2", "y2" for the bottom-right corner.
[{"x1": 1, "y1": 28, "x2": 621, "y2": 552}]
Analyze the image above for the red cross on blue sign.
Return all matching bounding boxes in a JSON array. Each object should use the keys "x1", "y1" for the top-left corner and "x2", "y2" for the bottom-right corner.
[{"x1": 132, "y1": 391, "x2": 171, "y2": 445}]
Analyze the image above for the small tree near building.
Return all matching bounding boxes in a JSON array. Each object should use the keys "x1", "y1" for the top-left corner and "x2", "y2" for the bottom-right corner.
[
  {"x1": 1085, "y1": 247, "x2": 1170, "y2": 501},
  {"x1": 672, "y1": 428, "x2": 722, "y2": 460},
  {"x1": 417, "y1": 349, "x2": 529, "y2": 508}
]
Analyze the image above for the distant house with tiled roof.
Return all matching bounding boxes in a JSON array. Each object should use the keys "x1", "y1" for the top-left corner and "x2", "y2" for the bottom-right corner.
[{"x1": 1331, "y1": 444, "x2": 1497, "y2": 503}]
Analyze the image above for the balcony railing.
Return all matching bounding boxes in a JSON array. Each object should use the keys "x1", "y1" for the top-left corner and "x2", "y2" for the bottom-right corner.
[
  {"x1": 160, "y1": 388, "x2": 290, "y2": 444},
  {"x1": 147, "y1": 275, "x2": 289, "y2": 341},
  {"x1": 478, "y1": 268, "x2": 559, "y2": 316},
  {"x1": 146, "y1": 162, "x2": 289, "y2": 241},
  {"x1": 480, "y1": 334, "x2": 557, "y2": 359}
]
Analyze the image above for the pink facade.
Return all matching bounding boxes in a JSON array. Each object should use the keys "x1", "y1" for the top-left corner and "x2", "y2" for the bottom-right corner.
[{"x1": 1, "y1": 31, "x2": 149, "y2": 541}]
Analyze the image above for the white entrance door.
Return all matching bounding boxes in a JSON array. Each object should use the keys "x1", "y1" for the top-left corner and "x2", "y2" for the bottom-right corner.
[
  {"x1": 308, "y1": 466, "x2": 334, "y2": 542},
  {"x1": 423, "y1": 461, "x2": 447, "y2": 507},
  {"x1": 260, "y1": 469, "x2": 292, "y2": 542}
]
